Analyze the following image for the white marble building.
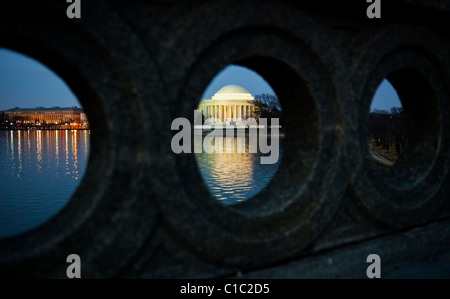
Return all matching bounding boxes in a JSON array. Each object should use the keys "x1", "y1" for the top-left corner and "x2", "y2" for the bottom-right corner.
[{"x1": 198, "y1": 85, "x2": 257, "y2": 126}]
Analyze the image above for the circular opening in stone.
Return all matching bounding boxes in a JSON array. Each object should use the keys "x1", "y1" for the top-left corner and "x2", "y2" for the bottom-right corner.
[
  {"x1": 368, "y1": 79, "x2": 404, "y2": 170},
  {"x1": 0, "y1": 48, "x2": 90, "y2": 238},
  {"x1": 194, "y1": 64, "x2": 284, "y2": 205},
  {"x1": 368, "y1": 69, "x2": 440, "y2": 186}
]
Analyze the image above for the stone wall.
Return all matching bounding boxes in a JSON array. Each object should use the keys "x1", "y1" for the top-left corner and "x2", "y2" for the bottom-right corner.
[{"x1": 1, "y1": 0, "x2": 449, "y2": 278}]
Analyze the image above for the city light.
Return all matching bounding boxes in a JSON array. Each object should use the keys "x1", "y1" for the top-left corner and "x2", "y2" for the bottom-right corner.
[{"x1": 0, "y1": 107, "x2": 89, "y2": 130}]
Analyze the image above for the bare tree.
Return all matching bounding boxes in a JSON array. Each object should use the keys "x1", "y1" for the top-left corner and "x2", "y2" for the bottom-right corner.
[
  {"x1": 253, "y1": 93, "x2": 283, "y2": 126},
  {"x1": 368, "y1": 107, "x2": 405, "y2": 154}
]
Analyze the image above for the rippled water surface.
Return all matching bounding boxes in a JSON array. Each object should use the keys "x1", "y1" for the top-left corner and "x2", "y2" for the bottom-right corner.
[
  {"x1": 195, "y1": 134, "x2": 284, "y2": 205},
  {"x1": 1, "y1": 130, "x2": 282, "y2": 238},
  {"x1": 0, "y1": 130, "x2": 89, "y2": 238}
]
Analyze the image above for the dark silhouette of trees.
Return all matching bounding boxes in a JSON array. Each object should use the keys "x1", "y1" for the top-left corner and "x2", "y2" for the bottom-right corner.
[
  {"x1": 253, "y1": 93, "x2": 283, "y2": 127},
  {"x1": 368, "y1": 107, "x2": 405, "y2": 155}
]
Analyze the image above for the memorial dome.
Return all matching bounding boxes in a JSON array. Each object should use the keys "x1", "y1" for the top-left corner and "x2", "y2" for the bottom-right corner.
[
  {"x1": 211, "y1": 85, "x2": 254, "y2": 101},
  {"x1": 216, "y1": 85, "x2": 251, "y2": 94},
  {"x1": 199, "y1": 85, "x2": 256, "y2": 125}
]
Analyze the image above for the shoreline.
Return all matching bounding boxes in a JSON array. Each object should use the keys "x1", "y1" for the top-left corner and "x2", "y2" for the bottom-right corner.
[
  {"x1": 193, "y1": 127, "x2": 286, "y2": 137},
  {"x1": 0, "y1": 128, "x2": 90, "y2": 131}
]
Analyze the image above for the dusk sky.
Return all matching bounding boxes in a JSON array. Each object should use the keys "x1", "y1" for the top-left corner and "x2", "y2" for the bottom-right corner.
[
  {"x1": 201, "y1": 65, "x2": 276, "y2": 99},
  {"x1": 370, "y1": 79, "x2": 402, "y2": 111},
  {"x1": 0, "y1": 48, "x2": 78, "y2": 111},
  {"x1": 0, "y1": 48, "x2": 401, "y2": 112}
]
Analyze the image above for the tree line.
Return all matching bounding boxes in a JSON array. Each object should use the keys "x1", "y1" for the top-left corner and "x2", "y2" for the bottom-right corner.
[
  {"x1": 252, "y1": 93, "x2": 283, "y2": 127},
  {"x1": 368, "y1": 107, "x2": 405, "y2": 154}
]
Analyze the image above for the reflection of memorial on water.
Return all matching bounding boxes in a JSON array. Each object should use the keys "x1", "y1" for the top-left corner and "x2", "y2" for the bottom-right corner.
[{"x1": 195, "y1": 135, "x2": 284, "y2": 205}]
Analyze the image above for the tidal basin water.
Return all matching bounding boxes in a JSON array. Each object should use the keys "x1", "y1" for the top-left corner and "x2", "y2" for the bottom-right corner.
[
  {"x1": 0, "y1": 130, "x2": 89, "y2": 238},
  {"x1": 0, "y1": 130, "x2": 282, "y2": 238},
  {"x1": 195, "y1": 134, "x2": 284, "y2": 205}
]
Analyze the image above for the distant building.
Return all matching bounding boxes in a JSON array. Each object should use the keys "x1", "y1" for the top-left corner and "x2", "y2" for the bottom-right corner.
[
  {"x1": 1, "y1": 106, "x2": 89, "y2": 129},
  {"x1": 198, "y1": 85, "x2": 256, "y2": 125}
]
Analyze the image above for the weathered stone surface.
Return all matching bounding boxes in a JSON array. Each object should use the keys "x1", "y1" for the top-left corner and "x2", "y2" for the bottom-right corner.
[{"x1": 0, "y1": 0, "x2": 449, "y2": 278}]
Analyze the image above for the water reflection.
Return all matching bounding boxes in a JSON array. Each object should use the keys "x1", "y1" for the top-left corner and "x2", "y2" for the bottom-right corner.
[
  {"x1": 195, "y1": 135, "x2": 284, "y2": 205},
  {"x1": 0, "y1": 130, "x2": 90, "y2": 238},
  {"x1": 37, "y1": 130, "x2": 42, "y2": 172}
]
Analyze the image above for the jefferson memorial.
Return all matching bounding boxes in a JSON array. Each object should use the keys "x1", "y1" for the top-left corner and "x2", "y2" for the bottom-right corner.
[{"x1": 198, "y1": 85, "x2": 256, "y2": 126}]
